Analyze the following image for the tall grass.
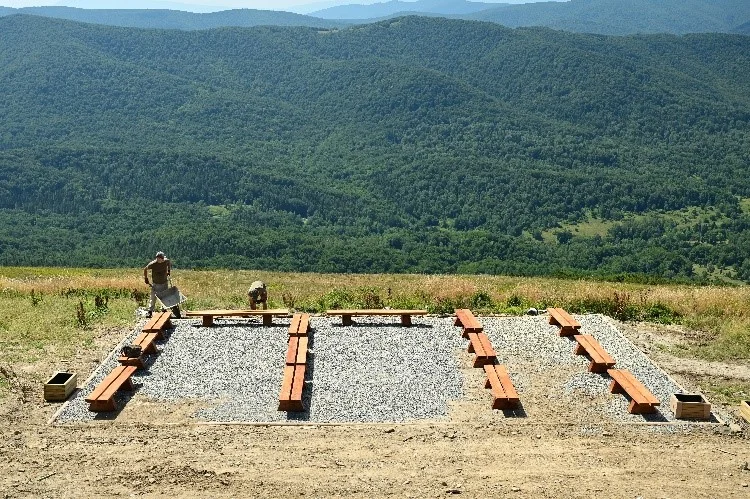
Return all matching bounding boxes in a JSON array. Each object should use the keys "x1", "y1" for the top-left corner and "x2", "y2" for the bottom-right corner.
[{"x1": 1, "y1": 267, "x2": 749, "y2": 368}]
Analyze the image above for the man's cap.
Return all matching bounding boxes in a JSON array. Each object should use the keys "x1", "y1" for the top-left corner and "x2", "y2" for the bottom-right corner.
[{"x1": 156, "y1": 251, "x2": 165, "y2": 258}]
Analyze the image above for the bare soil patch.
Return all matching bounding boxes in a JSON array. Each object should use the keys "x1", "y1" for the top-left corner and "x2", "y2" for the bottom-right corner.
[{"x1": 2, "y1": 320, "x2": 749, "y2": 498}]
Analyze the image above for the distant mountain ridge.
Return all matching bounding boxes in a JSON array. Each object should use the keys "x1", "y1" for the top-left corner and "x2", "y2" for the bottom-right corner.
[
  {"x1": 465, "y1": 0, "x2": 750, "y2": 35},
  {"x1": 311, "y1": 0, "x2": 495, "y2": 19},
  {"x1": 1, "y1": 0, "x2": 749, "y2": 34},
  {"x1": 734, "y1": 21, "x2": 750, "y2": 35},
  {"x1": 0, "y1": 6, "x2": 345, "y2": 29},
  {"x1": 312, "y1": 0, "x2": 750, "y2": 35}
]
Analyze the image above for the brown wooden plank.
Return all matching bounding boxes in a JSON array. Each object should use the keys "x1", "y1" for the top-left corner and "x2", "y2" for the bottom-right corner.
[
  {"x1": 290, "y1": 364, "x2": 306, "y2": 402},
  {"x1": 279, "y1": 365, "x2": 295, "y2": 402},
  {"x1": 286, "y1": 337, "x2": 299, "y2": 365},
  {"x1": 288, "y1": 313, "x2": 301, "y2": 335},
  {"x1": 494, "y1": 365, "x2": 519, "y2": 401},
  {"x1": 327, "y1": 309, "x2": 427, "y2": 316},
  {"x1": 98, "y1": 366, "x2": 136, "y2": 403},
  {"x1": 549, "y1": 308, "x2": 581, "y2": 331},
  {"x1": 484, "y1": 364, "x2": 505, "y2": 398},
  {"x1": 85, "y1": 365, "x2": 136, "y2": 410},
  {"x1": 85, "y1": 365, "x2": 133, "y2": 402},
  {"x1": 607, "y1": 369, "x2": 660, "y2": 409},
  {"x1": 467, "y1": 332, "x2": 486, "y2": 357},
  {"x1": 117, "y1": 356, "x2": 144, "y2": 368},
  {"x1": 129, "y1": 332, "x2": 159, "y2": 355},
  {"x1": 154, "y1": 312, "x2": 171, "y2": 330},
  {"x1": 629, "y1": 400, "x2": 658, "y2": 414},
  {"x1": 143, "y1": 316, "x2": 159, "y2": 331},
  {"x1": 477, "y1": 332, "x2": 497, "y2": 358},
  {"x1": 85, "y1": 376, "x2": 115, "y2": 403},
  {"x1": 140, "y1": 332, "x2": 159, "y2": 354},
  {"x1": 616, "y1": 372, "x2": 659, "y2": 405},
  {"x1": 457, "y1": 308, "x2": 473, "y2": 323},
  {"x1": 143, "y1": 312, "x2": 171, "y2": 333},
  {"x1": 295, "y1": 337, "x2": 308, "y2": 365},
  {"x1": 298, "y1": 314, "x2": 310, "y2": 335},
  {"x1": 88, "y1": 400, "x2": 116, "y2": 412},
  {"x1": 469, "y1": 332, "x2": 497, "y2": 366},
  {"x1": 484, "y1": 364, "x2": 519, "y2": 409},
  {"x1": 574, "y1": 335, "x2": 616, "y2": 368},
  {"x1": 557, "y1": 308, "x2": 580, "y2": 327},
  {"x1": 454, "y1": 309, "x2": 483, "y2": 332},
  {"x1": 185, "y1": 309, "x2": 290, "y2": 316},
  {"x1": 117, "y1": 332, "x2": 158, "y2": 368},
  {"x1": 738, "y1": 401, "x2": 750, "y2": 424}
]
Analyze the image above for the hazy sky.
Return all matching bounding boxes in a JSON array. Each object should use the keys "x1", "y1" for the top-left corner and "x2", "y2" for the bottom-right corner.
[{"x1": 1, "y1": 0, "x2": 555, "y2": 13}]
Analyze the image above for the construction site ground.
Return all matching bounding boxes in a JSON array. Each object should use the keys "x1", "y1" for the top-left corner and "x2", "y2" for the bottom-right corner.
[{"x1": 1, "y1": 319, "x2": 749, "y2": 498}]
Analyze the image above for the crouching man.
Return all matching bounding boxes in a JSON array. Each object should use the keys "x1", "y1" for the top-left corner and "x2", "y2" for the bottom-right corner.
[{"x1": 248, "y1": 280, "x2": 268, "y2": 310}]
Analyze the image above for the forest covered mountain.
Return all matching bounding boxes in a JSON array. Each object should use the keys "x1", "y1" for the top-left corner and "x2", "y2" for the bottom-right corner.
[
  {"x1": 1, "y1": 15, "x2": 749, "y2": 281},
  {"x1": 310, "y1": 0, "x2": 750, "y2": 35},
  {"x1": 311, "y1": 0, "x2": 496, "y2": 19},
  {"x1": 466, "y1": 0, "x2": 750, "y2": 35},
  {"x1": 2, "y1": 0, "x2": 750, "y2": 35},
  {"x1": 734, "y1": 21, "x2": 750, "y2": 35},
  {"x1": 0, "y1": 6, "x2": 345, "y2": 29}
]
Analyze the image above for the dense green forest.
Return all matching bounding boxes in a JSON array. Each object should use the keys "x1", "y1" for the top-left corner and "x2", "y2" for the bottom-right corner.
[
  {"x1": 0, "y1": 6, "x2": 344, "y2": 30},
  {"x1": 466, "y1": 0, "x2": 750, "y2": 35},
  {"x1": 1, "y1": 15, "x2": 749, "y2": 281},
  {"x1": 2, "y1": 0, "x2": 750, "y2": 35}
]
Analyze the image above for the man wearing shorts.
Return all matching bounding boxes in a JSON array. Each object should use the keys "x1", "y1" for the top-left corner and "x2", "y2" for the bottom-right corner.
[{"x1": 144, "y1": 251, "x2": 171, "y2": 318}]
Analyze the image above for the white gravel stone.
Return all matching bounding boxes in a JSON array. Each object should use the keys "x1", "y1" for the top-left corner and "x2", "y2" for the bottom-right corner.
[
  {"x1": 55, "y1": 312, "x2": 712, "y2": 424},
  {"x1": 481, "y1": 314, "x2": 691, "y2": 423}
]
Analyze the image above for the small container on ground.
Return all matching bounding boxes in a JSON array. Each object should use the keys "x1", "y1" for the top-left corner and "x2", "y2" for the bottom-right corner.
[
  {"x1": 670, "y1": 393, "x2": 711, "y2": 420},
  {"x1": 44, "y1": 372, "x2": 77, "y2": 401},
  {"x1": 740, "y1": 400, "x2": 750, "y2": 424}
]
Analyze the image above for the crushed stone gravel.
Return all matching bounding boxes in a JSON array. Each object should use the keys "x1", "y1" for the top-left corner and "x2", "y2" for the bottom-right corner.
[{"x1": 55, "y1": 313, "x2": 713, "y2": 424}]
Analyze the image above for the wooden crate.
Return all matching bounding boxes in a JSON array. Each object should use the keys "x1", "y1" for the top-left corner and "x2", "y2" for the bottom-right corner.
[
  {"x1": 670, "y1": 393, "x2": 711, "y2": 420},
  {"x1": 44, "y1": 372, "x2": 77, "y2": 401},
  {"x1": 740, "y1": 400, "x2": 750, "y2": 424}
]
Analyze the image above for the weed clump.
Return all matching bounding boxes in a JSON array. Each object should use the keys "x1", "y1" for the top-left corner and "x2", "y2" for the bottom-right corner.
[
  {"x1": 75, "y1": 292, "x2": 110, "y2": 328},
  {"x1": 568, "y1": 291, "x2": 680, "y2": 323},
  {"x1": 75, "y1": 301, "x2": 87, "y2": 327}
]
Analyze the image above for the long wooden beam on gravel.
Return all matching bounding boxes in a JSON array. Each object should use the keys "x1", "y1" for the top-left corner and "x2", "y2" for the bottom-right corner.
[{"x1": 184, "y1": 309, "x2": 290, "y2": 326}]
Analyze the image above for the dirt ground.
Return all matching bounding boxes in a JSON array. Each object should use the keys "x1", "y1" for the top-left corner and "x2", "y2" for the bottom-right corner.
[{"x1": 1, "y1": 320, "x2": 749, "y2": 498}]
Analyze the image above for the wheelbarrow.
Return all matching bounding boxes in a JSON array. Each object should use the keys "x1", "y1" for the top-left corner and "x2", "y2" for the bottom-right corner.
[{"x1": 153, "y1": 277, "x2": 186, "y2": 318}]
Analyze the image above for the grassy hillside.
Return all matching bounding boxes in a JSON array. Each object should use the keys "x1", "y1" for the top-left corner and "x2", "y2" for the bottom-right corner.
[{"x1": 1, "y1": 16, "x2": 750, "y2": 280}]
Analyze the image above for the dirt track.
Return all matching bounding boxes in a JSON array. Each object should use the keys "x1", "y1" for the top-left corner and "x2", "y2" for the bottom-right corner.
[{"x1": 2, "y1": 321, "x2": 749, "y2": 498}]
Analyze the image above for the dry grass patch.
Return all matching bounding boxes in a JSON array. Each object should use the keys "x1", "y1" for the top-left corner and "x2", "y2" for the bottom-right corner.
[{"x1": 1, "y1": 267, "x2": 748, "y2": 365}]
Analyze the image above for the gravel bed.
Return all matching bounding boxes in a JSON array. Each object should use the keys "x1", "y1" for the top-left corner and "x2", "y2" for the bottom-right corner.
[
  {"x1": 55, "y1": 312, "x2": 712, "y2": 424},
  {"x1": 482, "y1": 314, "x2": 698, "y2": 423},
  {"x1": 55, "y1": 321, "x2": 150, "y2": 423},
  {"x1": 56, "y1": 315, "x2": 465, "y2": 423},
  {"x1": 304, "y1": 317, "x2": 464, "y2": 423}
]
